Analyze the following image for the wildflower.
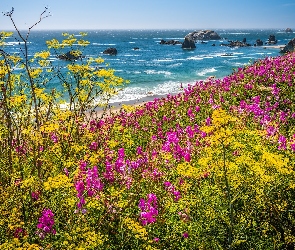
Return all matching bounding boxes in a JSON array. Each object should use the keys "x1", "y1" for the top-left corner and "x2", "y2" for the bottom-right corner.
[
  {"x1": 184, "y1": 152, "x2": 191, "y2": 162},
  {"x1": 187, "y1": 108, "x2": 195, "y2": 119},
  {"x1": 79, "y1": 160, "x2": 87, "y2": 171},
  {"x1": 183, "y1": 232, "x2": 189, "y2": 238},
  {"x1": 89, "y1": 141, "x2": 98, "y2": 150},
  {"x1": 14, "y1": 227, "x2": 27, "y2": 239},
  {"x1": 63, "y1": 167, "x2": 69, "y2": 177},
  {"x1": 50, "y1": 133, "x2": 58, "y2": 143},
  {"x1": 278, "y1": 135, "x2": 287, "y2": 150},
  {"x1": 86, "y1": 166, "x2": 104, "y2": 196},
  {"x1": 138, "y1": 193, "x2": 158, "y2": 226},
  {"x1": 164, "y1": 181, "x2": 181, "y2": 201},
  {"x1": 31, "y1": 191, "x2": 40, "y2": 201},
  {"x1": 36, "y1": 208, "x2": 56, "y2": 239}
]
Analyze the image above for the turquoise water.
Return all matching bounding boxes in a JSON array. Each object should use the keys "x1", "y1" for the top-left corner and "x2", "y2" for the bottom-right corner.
[{"x1": 5, "y1": 29, "x2": 293, "y2": 103}]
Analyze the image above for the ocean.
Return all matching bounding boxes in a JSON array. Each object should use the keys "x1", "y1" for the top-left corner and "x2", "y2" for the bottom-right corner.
[{"x1": 4, "y1": 29, "x2": 294, "y2": 104}]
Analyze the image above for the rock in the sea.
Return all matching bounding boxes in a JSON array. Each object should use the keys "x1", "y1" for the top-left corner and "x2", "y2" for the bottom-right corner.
[
  {"x1": 285, "y1": 28, "x2": 293, "y2": 33},
  {"x1": 159, "y1": 39, "x2": 182, "y2": 45},
  {"x1": 103, "y1": 47, "x2": 117, "y2": 55},
  {"x1": 181, "y1": 37, "x2": 196, "y2": 49},
  {"x1": 185, "y1": 30, "x2": 221, "y2": 41},
  {"x1": 58, "y1": 51, "x2": 82, "y2": 61},
  {"x1": 256, "y1": 39, "x2": 263, "y2": 46},
  {"x1": 267, "y1": 34, "x2": 277, "y2": 44},
  {"x1": 220, "y1": 40, "x2": 251, "y2": 48},
  {"x1": 280, "y1": 37, "x2": 295, "y2": 53}
]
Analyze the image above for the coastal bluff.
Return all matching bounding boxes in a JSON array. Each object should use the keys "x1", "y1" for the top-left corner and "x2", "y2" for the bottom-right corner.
[{"x1": 184, "y1": 30, "x2": 221, "y2": 41}]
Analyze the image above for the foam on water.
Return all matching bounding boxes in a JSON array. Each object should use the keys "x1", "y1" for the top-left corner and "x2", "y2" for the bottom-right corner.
[{"x1": 197, "y1": 68, "x2": 217, "y2": 76}]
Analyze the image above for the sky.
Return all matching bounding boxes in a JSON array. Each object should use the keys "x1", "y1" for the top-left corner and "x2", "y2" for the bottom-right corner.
[{"x1": 1, "y1": 0, "x2": 295, "y2": 30}]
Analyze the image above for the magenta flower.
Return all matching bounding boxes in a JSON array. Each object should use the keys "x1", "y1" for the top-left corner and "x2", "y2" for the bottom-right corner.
[
  {"x1": 89, "y1": 141, "x2": 98, "y2": 150},
  {"x1": 138, "y1": 193, "x2": 158, "y2": 226},
  {"x1": 31, "y1": 191, "x2": 40, "y2": 201},
  {"x1": 187, "y1": 108, "x2": 195, "y2": 119},
  {"x1": 86, "y1": 166, "x2": 104, "y2": 196},
  {"x1": 183, "y1": 232, "x2": 189, "y2": 238},
  {"x1": 36, "y1": 208, "x2": 56, "y2": 239},
  {"x1": 278, "y1": 135, "x2": 287, "y2": 150},
  {"x1": 14, "y1": 227, "x2": 27, "y2": 239},
  {"x1": 50, "y1": 133, "x2": 58, "y2": 143}
]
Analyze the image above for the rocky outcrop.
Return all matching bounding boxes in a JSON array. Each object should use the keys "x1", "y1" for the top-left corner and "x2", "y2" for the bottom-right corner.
[
  {"x1": 255, "y1": 39, "x2": 263, "y2": 46},
  {"x1": 181, "y1": 37, "x2": 196, "y2": 49},
  {"x1": 103, "y1": 48, "x2": 117, "y2": 55},
  {"x1": 220, "y1": 40, "x2": 251, "y2": 48},
  {"x1": 280, "y1": 37, "x2": 295, "y2": 53},
  {"x1": 267, "y1": 35, "x2": 277, "y2": 44},
  {"x1": 286, "y1": 28, "x2": 293, "y2": 33},
  {"x1": 185, "y1": 30, "x2": 221, "y2": 41},
  {"x1": 159, "y1": 39, "x2": 182, "y2": 45},
  {"x1": 58, "y1": 51, "x2": 82, "y2": 61}
]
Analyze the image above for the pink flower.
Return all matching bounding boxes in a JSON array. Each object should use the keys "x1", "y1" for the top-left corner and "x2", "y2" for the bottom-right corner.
[
  {"x1": 278, "y1": 135, "x2": 287, "y2": 150},
  {"x1": 138, "y1": 193, "x2": 158, "y2": 226},
  {"x1": 31, "y1": 191, "x2": 40, "y2": 201},
  {"x1": 183, "y1": 232, "x2": 189, "y2": 238},
  {"x1": 89, "y1": 141, "x2": 98, "y2": 150},
  {"x1": 36, "y1": 208, "x2": 55, "y2": 239}
]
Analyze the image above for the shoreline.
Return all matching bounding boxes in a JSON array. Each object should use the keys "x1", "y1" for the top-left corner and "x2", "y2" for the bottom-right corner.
[{"x1": 262, "y1": 45, "x2": 285, "y2": 49}]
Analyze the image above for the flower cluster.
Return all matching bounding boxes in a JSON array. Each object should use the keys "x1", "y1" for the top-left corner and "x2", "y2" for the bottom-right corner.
[
  {"x1": 138, "y1": 193, "x2": 158, "y2": 226},
  {"x1": 36, "y1": 208, "x2": 56, "y2": 239}
]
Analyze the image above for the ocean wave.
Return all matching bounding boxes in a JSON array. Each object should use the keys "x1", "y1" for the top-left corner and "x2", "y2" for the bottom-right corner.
[
  {"x1": 108, "y1": 80, "x2": 184, "y2": 104},
  {"x1": 187, "y1": 56, "x2": 203, "y2": 61},
  {"x1": 153, "y1": 59, "x2": 175, "y2": 62},
  {"x1": 144, "y1": 70, "x2": 172, "y2": 76},
  {"x1": 93, "y1": 43, "x2": 116, "y2": 46},
  {"x1": 197, "y1": 68, "x2": 217, "y2": 76},
  {"x1": 223, "y1": 32, "x2": 251, "y2": 35}
]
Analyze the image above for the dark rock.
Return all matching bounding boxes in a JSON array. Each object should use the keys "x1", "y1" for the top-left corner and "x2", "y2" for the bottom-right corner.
[
  {"x1": 184, "y1": 30, "x2": 221, "y2": 41},
  {"x1": 280, "y1": 37, "x2": 295, "y2": 53},
  {"x1": 159, "y1": 39, "x2": 182, "y2": 45},
  {"x1": 133, "y1": 47, "x2": 140, "y2": 50},
  {"x1": 220, "y1": 40, "x2": 251, "y2": 47},
  {"x1": 267, "y1": 34, "x2": 277, "y2": 44},
  {"x1": 256, "y1": 39, "x2": 263, "y2": 46},
  {"x1": 212, "y1": 43, "x2": 216, "y2": 46},
  {"x1": 286, "y1": 28, "x2": 293, "y2": 33},
  {"x1": 181, "y1": 37, "x2": 196, "y2": 49},
  {"x1": 58, "y1": 51, "x2": 82, "y2": 61},
  {"x1": 103, "y1": 47, "x2": 117, "y2": 55}
]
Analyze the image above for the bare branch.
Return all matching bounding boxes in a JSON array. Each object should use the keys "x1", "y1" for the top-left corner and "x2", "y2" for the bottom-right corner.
[{"x1": 3, "y1": 7, "x2": 14, "y2": 17}]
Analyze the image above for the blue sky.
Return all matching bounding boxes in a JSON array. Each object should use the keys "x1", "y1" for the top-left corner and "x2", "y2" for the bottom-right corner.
[{"x1": 1, "y1": 0, "x2": 295, "y2": 30}]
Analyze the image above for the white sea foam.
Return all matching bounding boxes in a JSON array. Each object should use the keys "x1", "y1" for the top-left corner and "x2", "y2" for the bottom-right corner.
[
  {"x1": 187, "y1": 56, "x2": 203, "y2": 61},
  {"x1": 153, "y1": 59, "x2": 175, "y2": 62},
  {"x1": 226, "y1": 33, "x2": 251, "y2": 35},
  {"x1": 93, "y1": 43, "x2": 116, "y2": 46},
  {"x1": 197, "y1": 68, "x2": 217, "y2": 76},
  {"x1": 144, "y1": 70, "x2": 172, "y2": 76}
]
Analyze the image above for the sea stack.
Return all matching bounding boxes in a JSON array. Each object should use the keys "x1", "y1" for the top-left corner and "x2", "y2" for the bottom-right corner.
[
  {"x1": 285, "y1": 28, "x2": 293, "y2": 33},
  {"x1": 184, "y1": 30, "x2": 221, "y2": 41},
  {"x1": 182, "y1": 37, "x2": 196, "y2": 49}
]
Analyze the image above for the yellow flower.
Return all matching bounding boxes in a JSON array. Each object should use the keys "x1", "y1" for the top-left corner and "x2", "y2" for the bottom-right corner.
[
  {"x1": 123, "y1": 217, "x2": 148, "y2": 240},
  {"x1": 44, "y1": 174, "x2": 72, "y2": 191}
]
